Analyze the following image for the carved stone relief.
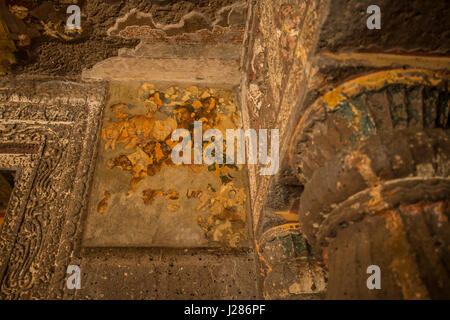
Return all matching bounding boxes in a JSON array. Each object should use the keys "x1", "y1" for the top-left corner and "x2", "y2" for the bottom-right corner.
[{"x1": 0, "y1": 77, "x2": 106, "y2": 299}]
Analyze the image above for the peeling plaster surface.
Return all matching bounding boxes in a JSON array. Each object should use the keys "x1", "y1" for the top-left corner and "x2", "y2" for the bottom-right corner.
[{"x1": 82, "y1": 81, "x2": 251, "y2": 248}]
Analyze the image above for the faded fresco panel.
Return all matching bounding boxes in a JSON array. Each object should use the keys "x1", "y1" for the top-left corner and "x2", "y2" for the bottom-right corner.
[{"x1": 83, "y1": 82, "x2": 251, "y2": 248}]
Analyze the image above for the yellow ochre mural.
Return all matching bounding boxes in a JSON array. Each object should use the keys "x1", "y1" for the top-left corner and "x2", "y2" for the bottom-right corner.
[{"x1": 83, "y1": 83, "x2": 250, "y2": 248}]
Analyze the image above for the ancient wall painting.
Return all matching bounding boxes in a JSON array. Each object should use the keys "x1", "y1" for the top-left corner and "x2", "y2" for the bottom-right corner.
[{"x1": 82, "y1": 82, "x2": 252, "y2": 248}]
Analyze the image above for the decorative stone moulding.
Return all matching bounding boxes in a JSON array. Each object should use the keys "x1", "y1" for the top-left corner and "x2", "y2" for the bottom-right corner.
[
  {"x1": 0, "y1": 77, "x2": 106, "y2": 299},
  {"x1": 289, "y1": 69, "x2": 450, "y2": 299}
]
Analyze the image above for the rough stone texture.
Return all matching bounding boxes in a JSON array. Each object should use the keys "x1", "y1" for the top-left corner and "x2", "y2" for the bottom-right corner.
[
  {"x1": 119, "y1": 42, "x2": 241, "y2": 60},
  {"x1": 72, "y1": 248, "x2": 261, "y2": 300},
  {"x1": 317, "y1": 0, "x2": 450, "y2": 55},
  {"x1": 13, "y1": 37, "x2": 139, "y2": 76}
]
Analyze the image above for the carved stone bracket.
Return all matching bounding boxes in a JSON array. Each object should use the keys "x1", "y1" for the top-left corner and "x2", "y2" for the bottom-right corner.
[
  {"x1": 289, "y1": 69, "x2": 449, "y2": 184},
  {"x1": 289, "y1": 69, "x2": 450, "y2": 299},
  {"x1": 257, "y1": 223, "x2": 327, "y2": 299}
]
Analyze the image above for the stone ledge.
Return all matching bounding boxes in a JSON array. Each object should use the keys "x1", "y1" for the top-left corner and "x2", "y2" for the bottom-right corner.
[{"x1": 82, "y1": 57, "x2": 241, "y2": 86}]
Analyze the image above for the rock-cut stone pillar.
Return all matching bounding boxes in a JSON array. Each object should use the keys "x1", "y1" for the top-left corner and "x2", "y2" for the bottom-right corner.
[{"x1": 289, "y1": 69, "x2": 450, "y2": 299}]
